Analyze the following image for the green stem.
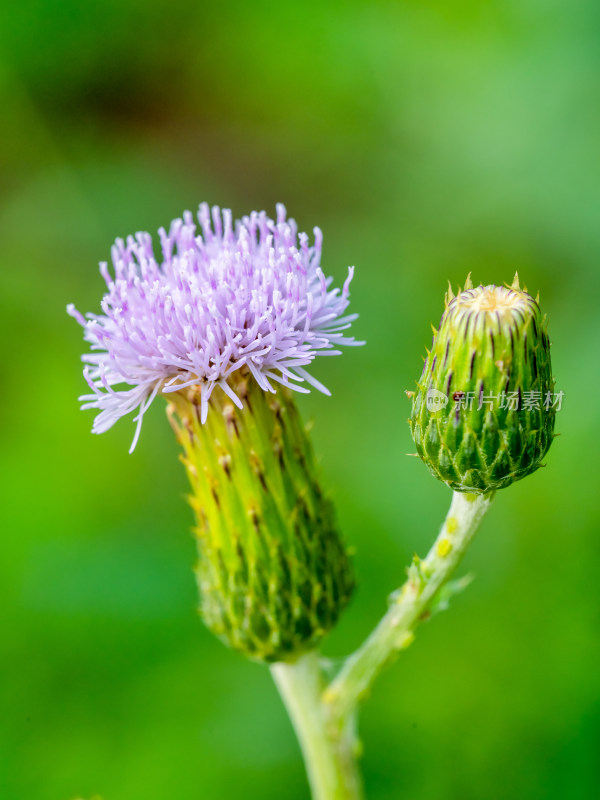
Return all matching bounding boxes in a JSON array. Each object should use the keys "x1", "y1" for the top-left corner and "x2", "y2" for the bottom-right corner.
[
  {"x1": 271, "y1": 651, "x2": 363, "y2": 800},
  {"x1": 324, "y1": 490, "x2": 494, "y2": 726},
  {"x1": 271, "y1": 491, "x2": 493, "y2": 798}
]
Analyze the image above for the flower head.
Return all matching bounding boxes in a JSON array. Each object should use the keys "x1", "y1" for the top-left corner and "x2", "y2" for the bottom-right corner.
[
  {"x1": 68, "y1": 204, "x2": 361, "y2": 451},
  {"x1": 409, "y1": 274, "x2": 556, "y2": 492}
]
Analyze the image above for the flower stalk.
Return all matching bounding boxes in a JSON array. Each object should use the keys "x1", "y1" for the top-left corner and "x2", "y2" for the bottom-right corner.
[
  {"x1": 323, "y1": 491, "x2": 494, "y2": 728},
  {"x1": 271, "y1": 652, "x2": 363, "y2": 800},
  {"x1": 271, "y1": 491, "x2": 493, "y2": 799}
]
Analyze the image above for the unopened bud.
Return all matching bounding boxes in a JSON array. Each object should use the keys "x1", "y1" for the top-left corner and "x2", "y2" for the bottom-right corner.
[{"x1": 409, "y1": 275, "x2": 556, "y2": 492}]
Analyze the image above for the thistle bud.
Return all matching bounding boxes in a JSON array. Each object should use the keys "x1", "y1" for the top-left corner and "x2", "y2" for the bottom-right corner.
[
  {"x1": 168, "y1": 376, "x2": 354, "y2": 662},
  {"x1": 409, "y1": 275, "x2": 556, "y2": 493}
]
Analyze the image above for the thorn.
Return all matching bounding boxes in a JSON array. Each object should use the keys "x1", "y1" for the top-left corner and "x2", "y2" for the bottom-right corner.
[
  {"x1": 535, "y1": 291, "x2": 540, "y2": 304},
  {"x1": 445, "y1": 280, "x2": 455, "y2": 306},
  {"x1": 430, "y1": 323, "x2": 438, "y2": 337},
  {"x1": 511, "y1": 271, "x2": 520, "y2": 291},
  {"x1": 406, "y1": 452, "x2": 420, "y2": 457},
  {"x1": 464, "y1": 272, "x2": 473, "y2": 290},
  {"x1": 405, "y1": 390, "x2": 415, "y2": 398}
]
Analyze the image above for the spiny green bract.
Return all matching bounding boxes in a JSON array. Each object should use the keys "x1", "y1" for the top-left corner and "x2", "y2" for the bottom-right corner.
[
  {"x1": 409, "y1": 274, "x2": 556, "y2": 493},
  {"x1": 167, "y1": 375, "x2": 354, "y2": 663}
]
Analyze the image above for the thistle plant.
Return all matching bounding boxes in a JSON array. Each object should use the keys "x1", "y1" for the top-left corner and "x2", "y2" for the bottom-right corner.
[{"x1": 70, "y1": 209, "x2": 557, "y2": 799}]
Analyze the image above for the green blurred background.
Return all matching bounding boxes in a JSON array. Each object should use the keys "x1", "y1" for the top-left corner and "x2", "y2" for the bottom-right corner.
[{"x1": 1, "y1": 1, "x2": 599, "y2": 798}]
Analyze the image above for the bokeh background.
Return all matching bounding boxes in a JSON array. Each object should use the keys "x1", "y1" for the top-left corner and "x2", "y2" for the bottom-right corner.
[{"x1": 1, "y1": 1, "x2": 599, "y2": 798}]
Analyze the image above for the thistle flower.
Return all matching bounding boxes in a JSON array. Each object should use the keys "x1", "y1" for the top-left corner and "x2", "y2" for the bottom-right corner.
[
  {"x1": 409, "y1": 274, "x2": 556, "y2": 493},
  {"x1": 68, "y1": 203, "x2": 360, "y2": 452},
  {"x1": 69, "y1": 204, "x2": 361, "y2": 662}
]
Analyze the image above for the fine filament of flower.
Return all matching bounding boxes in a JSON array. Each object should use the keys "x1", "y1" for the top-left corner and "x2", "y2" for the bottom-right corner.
[
  {"x1": 456, "y1": 285, "x2": 535, "y2": 315},
  {"x1": 68, "y1": 203, "x2": 361, "y2": 451}
]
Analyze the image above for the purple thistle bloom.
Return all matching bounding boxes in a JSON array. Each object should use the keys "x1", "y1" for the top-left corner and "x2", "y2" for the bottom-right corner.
[{"x1": 68, "y1": 203, "x2": 362, "y2": 452}]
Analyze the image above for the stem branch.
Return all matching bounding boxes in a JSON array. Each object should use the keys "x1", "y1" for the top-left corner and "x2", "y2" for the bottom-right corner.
[
  {"x1": 271, "y1": 491, "x2": 493, "y2": 799},
  {"x1": 324, "y1": 491, "x2": 493, "y2": 725}
]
